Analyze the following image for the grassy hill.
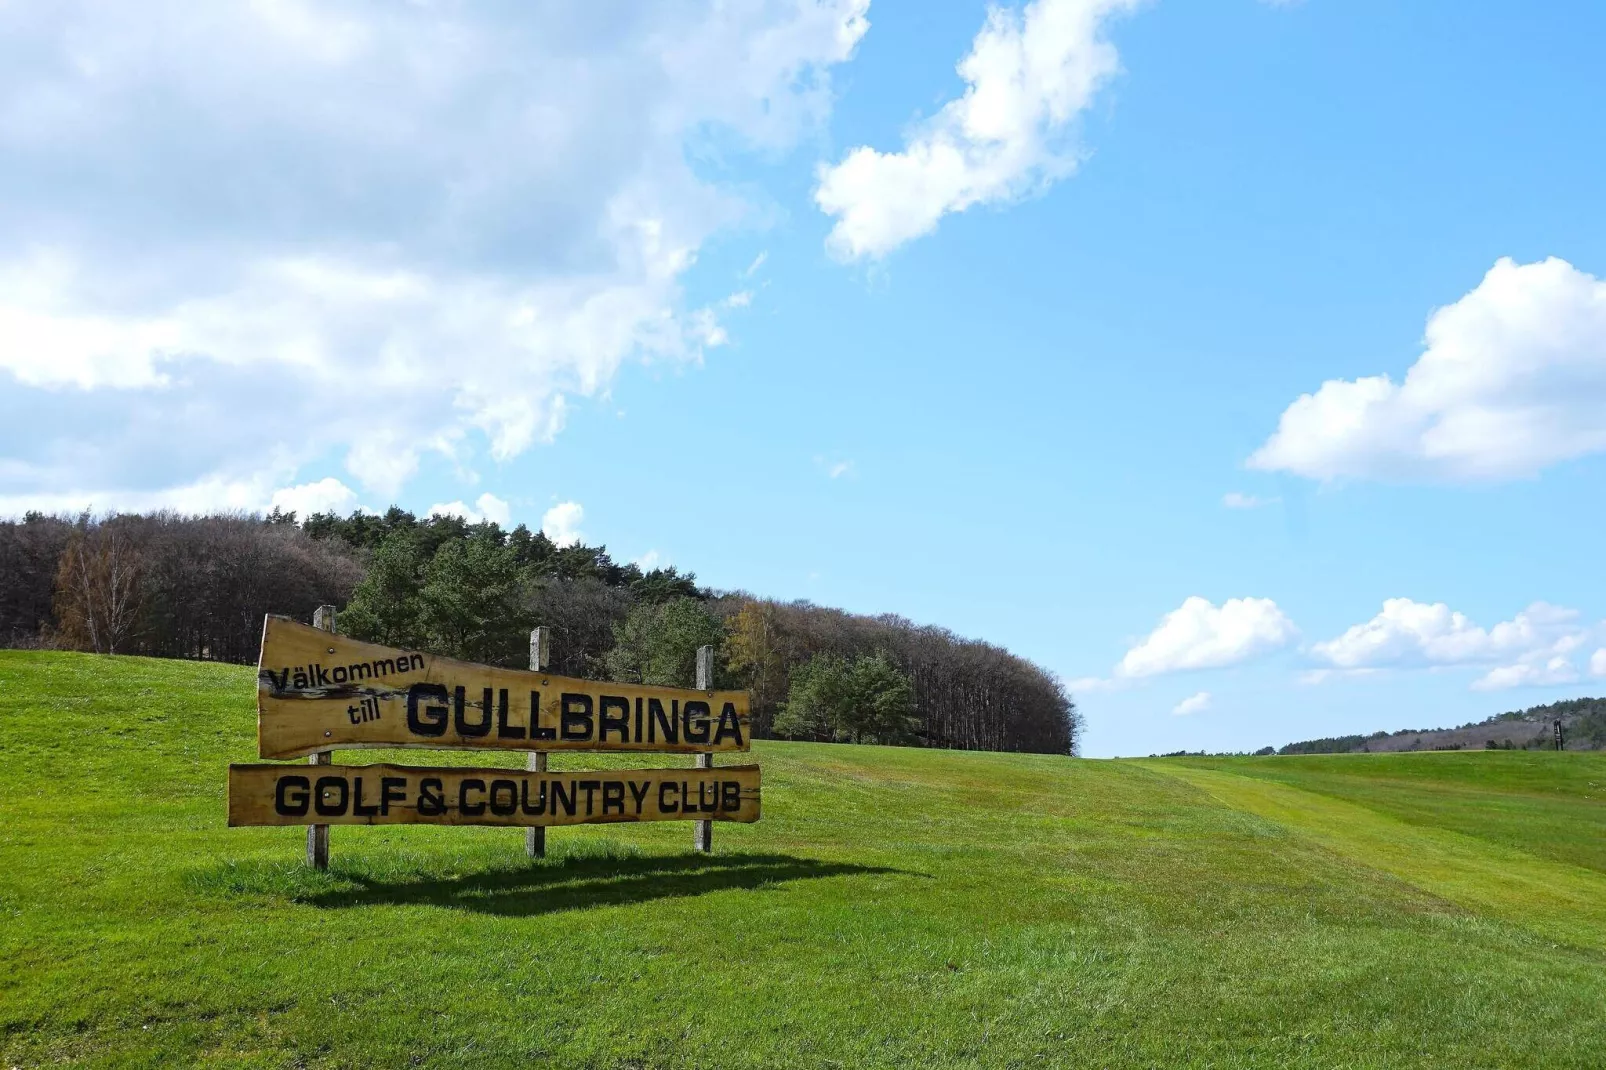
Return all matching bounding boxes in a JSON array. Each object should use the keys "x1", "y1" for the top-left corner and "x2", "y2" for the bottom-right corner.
[{"x1": 3, "y1": 652, "x2": 1606, "y2": 1068}]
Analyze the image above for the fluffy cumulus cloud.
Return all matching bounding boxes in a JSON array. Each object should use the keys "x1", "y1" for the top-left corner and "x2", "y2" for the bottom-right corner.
[
  {"x1": 427, "y1": 493, "x2": 512, "y2": 528},
  {"x1": 270, "y1": 478, "x2": 361, "y2": 519},
  {"x1": 1172, "y1": 691, "x2": 1211, "y2": 716},
  {"x1": 0, "y1": 0, "x2": 870, "y2": 512},
  {"x1": 1117, "y1": 597, "x2": 1298, "y2": 678},
  {"x1": 1593, "y1": 649, "x2": 1606, "y2": 677},
  {"x1": 1250, "y1": 258, "x2": 1606, "y2": 482},
  {"x1": 542, "y1": 502, "x2": 585, "y2": 547},
  {"x1": 814, "y1": 0, "x2": 1137, "y2": 260},
  {"x1": 1311, "y1": 598, "x2": 1599, "y2": 691}
]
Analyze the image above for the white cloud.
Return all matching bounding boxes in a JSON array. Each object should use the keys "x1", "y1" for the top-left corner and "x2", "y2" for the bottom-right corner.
[
  {"x1": 1222, "y1": 491, "x2": 1278, "y2": 509},
  {"x1": 635, "y1": 549, "x2": 662, "y2": 571},
  {"x1": 427, "y1": 492, "x2": 511, "y2": 527},
  {"x1": 0, "y1": 1, "x2": 870, "y2": 508},
  {"x1": 1297, "y1": 668, "x2": 1379, "y2": 686},
  {"x1": 1592, "y1": 649, "x2": 1606, "y2": 677},
  {"x1": 743, "y1": 251, "x2": 769, "y2": 277},
  {"x1": 1313, "y1": 598, "x2": 1598, "y2": 691},
  {"x1": 1117, "y1": 596, "x2": 1298, "y2": 678},
  {"x1": 475, "y1": 494, "x2": 512, "y2": 528},
  {"x1": 542, "y1": 501, "x2": 585, "y2": 547},
  {"x1": 0, "y1": 470, "x2": 288, "y2": 518},
  {"x1": 814, "y1": 0, "x2": 1138, "y2": 260},
  {"x1": 1172, "y1": 691, "x2": 1211, "y2": 716},
  {"x1": 270, "y1": 478, "x2": 359, "y2": 518},
  {"x1": 1250, "y1": 257, "x2": 1606, "y2": 482},
  {"x1": 1312, "y1": 599, "x2": 1581, "y2": 669},
  {"x1": 1473, "y1": 657, "x2": 1579, "y2": 692}
]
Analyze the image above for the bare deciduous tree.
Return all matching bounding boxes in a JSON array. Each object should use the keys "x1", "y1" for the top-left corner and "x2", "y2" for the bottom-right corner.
[{"x1": 54, "y1": 522, "x2": 143, "y2": 654}]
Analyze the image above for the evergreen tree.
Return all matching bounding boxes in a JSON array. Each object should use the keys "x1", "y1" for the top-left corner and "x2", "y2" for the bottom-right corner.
[
  {"x1": 416, "y1": 534, "x2": 527, "y2": 664},
  {"x1": 339, "y1": 533, "x2": 425, "y2": 648}
]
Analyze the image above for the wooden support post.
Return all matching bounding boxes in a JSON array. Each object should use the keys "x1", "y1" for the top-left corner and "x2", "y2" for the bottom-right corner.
[
  {"x1": 526, "y1": 626, "x2": 550, "y2": 860},
  {"x1": 694, "y1": 644, "x2": 714, "y2": 854},
  {"x1": 307, "y1": 604, "x2": 336, "y2": 870}
]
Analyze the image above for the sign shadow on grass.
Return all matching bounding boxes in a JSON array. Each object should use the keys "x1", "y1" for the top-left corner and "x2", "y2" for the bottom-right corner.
[{"x1": 304, "y1": 852, "x2": 912, "y2": 916}]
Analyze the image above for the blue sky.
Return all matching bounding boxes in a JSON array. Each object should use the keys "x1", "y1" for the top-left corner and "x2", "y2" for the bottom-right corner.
[{"x1": 3, "y1": 0, "x2": 1604, "y2": 756}]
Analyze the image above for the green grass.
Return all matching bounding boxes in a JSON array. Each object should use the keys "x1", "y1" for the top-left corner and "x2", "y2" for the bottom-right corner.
[{"x1": 3, "y1": 652, "x2": 1605, "y2": 1068}]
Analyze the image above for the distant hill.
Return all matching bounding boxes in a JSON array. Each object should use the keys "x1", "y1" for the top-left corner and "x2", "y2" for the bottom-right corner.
[{"x1": 1273, "y1": 697, "x2": 1606, "y2": 755}]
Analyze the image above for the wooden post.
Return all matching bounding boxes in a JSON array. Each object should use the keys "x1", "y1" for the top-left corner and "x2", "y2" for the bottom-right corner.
[
  {"x1": 694, "y1": 644, "x2": 714, "y2": 853},
  {"x1": 307, "y1": 604, "x2": 336, "y2": 870},
  {"x1": 526, "y1": 626, "x2": 550, "y2": 860}
]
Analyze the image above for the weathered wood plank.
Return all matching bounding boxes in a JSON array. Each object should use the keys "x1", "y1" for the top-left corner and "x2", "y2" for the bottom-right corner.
[
  {"x1": 256, "y1": 616, "x2": 752, "y2": 759},
  {"x1": 229, "y1": 763, "x2": 761, "y2": 828}
]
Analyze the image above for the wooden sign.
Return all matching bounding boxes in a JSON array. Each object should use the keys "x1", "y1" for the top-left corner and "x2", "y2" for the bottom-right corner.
[
  {"x1": 229, "y1": 763, "x2": 761, "y2": 828},
  {"x1": 257, "y1": 616, "x2": 752, "y2": 759}
]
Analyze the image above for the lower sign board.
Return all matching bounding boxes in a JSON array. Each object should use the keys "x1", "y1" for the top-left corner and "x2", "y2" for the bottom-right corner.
[
  {"x1": 257, "y1": 616, "x2": 752, "y2": 759},
  {"x1": 229, "y1": 763, "x2": 761, "y2": 828}
]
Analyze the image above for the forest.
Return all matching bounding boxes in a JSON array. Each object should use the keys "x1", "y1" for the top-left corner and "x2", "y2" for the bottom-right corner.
[{"x1": 0, "y1": 508, "x2": 1079, "y2": 755}]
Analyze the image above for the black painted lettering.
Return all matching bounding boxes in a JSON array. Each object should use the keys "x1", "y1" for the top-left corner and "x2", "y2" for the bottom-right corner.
[
  {"x1": 407, "y1": 682, "x2": 450, "y2": 737},
  {"x1": 601, "y1": 780, "x2": 625, "y2": 815},
  {"x1": 381, "y1": 777, "x2": 407, "y2": 816},
  {"x1": 578, "y1": 779, "x2": 601, "y2": 816},
  {"x1": 352, "y1": 776, "x2": 379, "y2": 817},
  {"x1": 459, "y1": 777, "x2": 487, "y2": 816},
  {"x1": 648, "y1": 699, "x2": 678, "y2": 744},
  {"x1": 599, "y1": 696, "x2": 630, "y2": 743},
  {"x1": 551, "y1": 780, "x2": 576, "y2": 817},
  {"x1": 659, "y1": 781, "x2": 678, "y2": 813},
  {"x1": 418, "y1": 778, "x2": 446, "y2": 815},
  {"x1": 683, "y1": 700, "x2": 712, "y2": 745},
  {"x1": 561, "y1": 693, "x2": 594, "y2": 741},
  {"x1": 721, "y1": 780, "x2": 741, "y2": 812},
  {"x1": 520, "y1": 779, "x2": 547, "y2": 815},
  {"x1": 314, "y1": 775, "x2": 348, "y2": 817},
  {"x1": 698, "y1": 780, "x2": 718, "y2": 813},
  {"x1": 529, "y1": 691, "x2": 556, "y2": 741},
  {"x1": 627, "y1": 780, "x2": 649, "y2": 814},
  {"x1": 495, "y1": 688, "x2": 524, "y2": 739},
  {"x1": 455, "y1": 686, "x2": 492, "y2": 737},
  {"x1": 489, "y1": 779, "x2": 518, "y2": 816},
  {"x1": 634, "y1": 697, "x2": 643, "y2": 743},
  {"x1": 714, "y1": 702, "x2": 744, "y2": 746},
  {"x1": 274, "y1": 775, "x2": 310, "y2": 817}
]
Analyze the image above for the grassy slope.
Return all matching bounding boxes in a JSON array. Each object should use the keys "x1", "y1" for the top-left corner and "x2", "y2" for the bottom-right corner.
[{"x1": 1, "y1": 653, "x2": 1604, "y2": 1068}]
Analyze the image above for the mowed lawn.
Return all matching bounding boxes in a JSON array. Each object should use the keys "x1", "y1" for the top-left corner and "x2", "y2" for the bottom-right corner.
[{"x1": 3, "y1": 653, "x2": 1606, "y2": 1068}]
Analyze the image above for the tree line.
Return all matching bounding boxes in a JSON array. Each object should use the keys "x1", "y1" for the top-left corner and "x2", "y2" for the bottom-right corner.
[{"x1": 0, "y1": 507, "x2": 1080, "y2": 754}]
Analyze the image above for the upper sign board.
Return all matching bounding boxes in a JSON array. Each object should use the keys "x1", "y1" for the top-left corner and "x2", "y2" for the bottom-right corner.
[{"x1": 257, "y1": 616, "x2": 752, "y2": 759}]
